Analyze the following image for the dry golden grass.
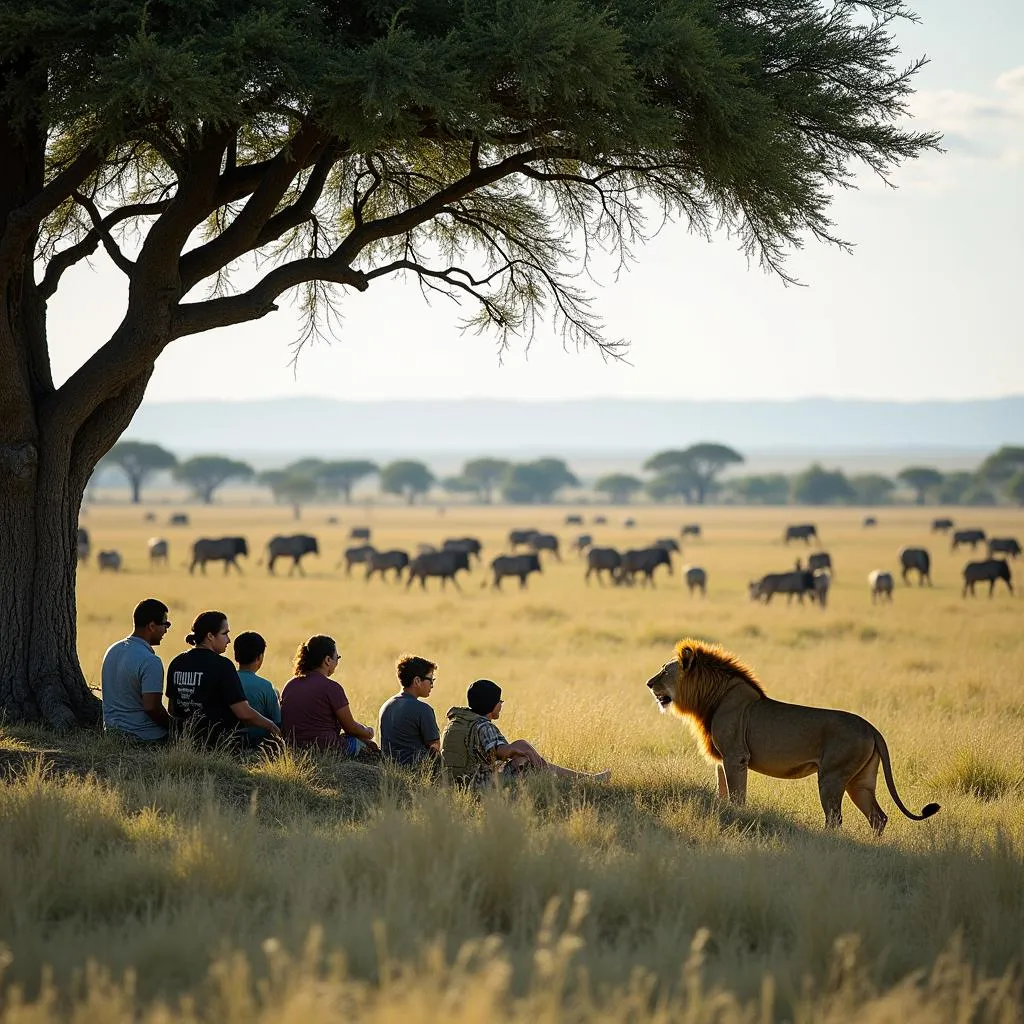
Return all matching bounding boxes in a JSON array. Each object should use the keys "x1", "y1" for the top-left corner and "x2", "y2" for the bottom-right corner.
[{"x1": 2, "y1": 503, "x2": 1022, "y2": 1021}]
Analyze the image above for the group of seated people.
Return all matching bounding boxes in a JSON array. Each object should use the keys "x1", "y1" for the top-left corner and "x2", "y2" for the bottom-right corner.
[{"x1": 101, "y1": 599, "x2": 610, "y2": 788}]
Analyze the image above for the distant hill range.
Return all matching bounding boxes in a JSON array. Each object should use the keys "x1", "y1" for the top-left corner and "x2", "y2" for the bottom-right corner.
[{"x1": 127, "y1": 397, "x2": 1023, "y2": 458}]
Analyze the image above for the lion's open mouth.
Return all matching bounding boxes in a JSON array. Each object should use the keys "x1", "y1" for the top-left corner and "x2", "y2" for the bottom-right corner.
[{"x1": 654, "y1": 693, "x2": 672, "y2": 708}]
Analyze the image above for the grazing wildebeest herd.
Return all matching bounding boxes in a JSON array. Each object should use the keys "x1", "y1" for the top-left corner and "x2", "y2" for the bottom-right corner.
[{"x1": 74, "y1": 512, "x2": 1018, "y2": 608}]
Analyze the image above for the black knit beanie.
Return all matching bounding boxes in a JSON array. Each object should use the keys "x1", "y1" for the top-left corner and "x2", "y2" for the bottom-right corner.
[{"x1": 467, "y1": 678, "x2": 502, "y2": 715}]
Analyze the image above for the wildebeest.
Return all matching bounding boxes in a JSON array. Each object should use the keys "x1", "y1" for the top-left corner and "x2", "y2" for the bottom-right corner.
[
  {"x1": 148, "y1": 537, "x2": 169, "y2": 567},
  {"x1": 584, "y1": 547, "x2": 622, "y2": 585},
  {"x1": 76, "y1": 527, "x2": 90, "y2": 564},
  {"x1": 488, "y1": 553, "x2": 542, "y2": 590},
  {"x1": 807, "y1": 551, "x2": 833, "y2": 578},
  {"x1": 684, "y1": 565, "x2": 707, "y2": 597},
  {"x1": 593, "y1": 515, "x2": 607, "y2": 525},
  {"x1": 169, "y1": 513, "x2": 190, "y2": 526},
  {"x1": 620, "y1": 547, "x2": 672, "y2": 587},
  {"x1": 97, "y1": 550, "x2": 122, "y2": 572},
  {"x1": 417, "y1": 543, "x2": 437, "y2": 555},
  {"x1": 681, "y1": 524, "x2": 702, "y2": 538},
  {"x1": 951, "y1": 528, "x2": 986, "y2": 551},
  {"x1": 349, "y1": 526, "x2": 372, "y2": 541},
  {"x1": 529, "y1": 532, "x2": 561, "y2": 560},
  {"x1": 898, "y1": 546, "x2": 931, "y2": 586},
  {"x1": 931, "y1": 517, "x2": 954, "y2": 533},
  {"x1": 406, "y1": 549, "x2": 471, "y2": 590},
  {"x1": 144, "y1": 512, "x2": 156, "y2": 523},
  {"x1": 266, "y1": 534, "x2": 319, "y2": 575},
  {"x1": 574, "y1": 533, "x2": 594, "y2": 556},
  {"x1": 869, "y1": 570, "x2": 894, "y2": 603},
  {"x1": 366, "y1": 549, "x2": 410, "y2": 582},
  {"x1": 623, "y1": 517, "x2": 636, "y2": 528},
  {"x1": 749, "y1": 570, "x2": 814, "y2": 604},
  {"x1": 443, "y1": 537, "x2": 482, "y2": 561},
  {"x1": 508, "y1": 528, "x2": 539, "y2": 550},
  {"x1": 326, "y1": 516, "x2": 339, "y2": 525},
  {"x1": 654, "y1": 537, "x2": 680, "y2": 553},
  {"x1": 863, "y1": 516, "x2": 877, "y2": 528},
  {"x1": 565, "y1": 514, "x2": 583, "y2": 526},
  {"x1": 988, "y1": 537, "x2": 1021, "y2": 559},
  {"x1": 809, "y1": 568, "x2": 831, "y2": 609},
  {"x1": 962, "y1": 559, "x2": 1013, "y2": 598},
  {"x1": 190, "y1": 536, "x2": 248, "y2": 575},
  {"x1": 339, "y1": 544, "x2": 376, "y2": 575},
  {"x1": 784, "y1": 523, "x2": 819, "y2": 545}
]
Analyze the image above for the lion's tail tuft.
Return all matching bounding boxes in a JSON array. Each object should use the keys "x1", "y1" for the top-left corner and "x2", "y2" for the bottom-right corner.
[{"x1": 921, "y1": 802, "x2": 941, "y2": 818}]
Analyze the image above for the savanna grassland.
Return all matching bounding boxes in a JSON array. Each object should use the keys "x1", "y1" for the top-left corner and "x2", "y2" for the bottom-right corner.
[{"x1": 2, "y1": 503, "x2": 1023, "y2": 1022}]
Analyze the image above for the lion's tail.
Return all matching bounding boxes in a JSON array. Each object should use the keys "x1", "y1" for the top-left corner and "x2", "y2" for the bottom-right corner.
[{"x1": 874, "y1": 729, "x2": 940, "y2": 822}]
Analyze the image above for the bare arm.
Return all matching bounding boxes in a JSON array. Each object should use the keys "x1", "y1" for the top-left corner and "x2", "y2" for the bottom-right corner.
[
  {"x1": 493, "y1": 739, "x2": 546, "y2": 768},
  {"x1": 142, "y1": 692, "x2": 170, "y2": 729},
  {"x1": 229, "y1": 700, "x2": 283, "y2": 740},
  {"x1": 335, "y1": 704, "x2": 375, "y2": 742}
]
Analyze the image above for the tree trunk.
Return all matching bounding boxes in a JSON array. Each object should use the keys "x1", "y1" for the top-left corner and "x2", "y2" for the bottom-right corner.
[
  {"x1": 0, "y1": 438, "x2": 101, "y2": 729},
  {"x1": 130, "y1": 472, "x2": 142, "y2": 503}
]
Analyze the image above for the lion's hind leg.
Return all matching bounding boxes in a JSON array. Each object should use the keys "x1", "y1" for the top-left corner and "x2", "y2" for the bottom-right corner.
[
  {"x1": 817, "y1": 771, "x2": 846, "y2": 829},
  {"x1": 846, "y1": 753, "x2": 888, "y2": 835}
]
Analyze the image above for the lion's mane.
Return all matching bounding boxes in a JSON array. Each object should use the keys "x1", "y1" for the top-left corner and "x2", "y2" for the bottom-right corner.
[{"x1": 672, "y1": 639, "x2": 767, "y2": 760}]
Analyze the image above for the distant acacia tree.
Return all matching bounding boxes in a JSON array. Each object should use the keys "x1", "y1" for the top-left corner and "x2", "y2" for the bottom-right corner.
[
  {"x1": 319, "y1": 460, "x2": 379, "y2": 504},
  {"x1": 462, "y1": 458, "x2": 512, "y2": 504},
  {"x1": 792, "y1": 464, "x2": 855, "y2": 505},
  {"x1": 849, "y1": 473, "x2": 896, "y2": 506},
  {"x1": 380, "y1": 461, "x2": 435, "y2": 505},
  {"x1": 100, "y1": 440, "x2": 177, "y2": 504},
  {"x1": 1006, "y1": 471, "x2": 1024, "y2": 507},
  {"x1": 978, "y1": 446, "x2": 1024, "y2": 485},
  {"x1": 643, "y1": 444, "x2": 743, "y2": 504},
  {"x1": 440, "y1": 475, "x2": 482, "y2": 500},
  {"x1": 646, "y1": 467, "x2": 699, "y2": 503},
  {"x1": 258, "y1": 468, "x2": 319, "y2": 519},
  {"x1": 0, "y1": 0, "x2": 940, "y2": 725},
  {"x1": 594, "y1": 473, "x2": 644, "y2": 504},
  {"x1": 173, "y1": 456, "x2": 254, "y2": 505},
  {"x1": 501, "y1": 459, "x2": 579, "y2": 504},
  {"x1": 897, "y1": 466, "x2": 944, "y2": 505},
  {"x1": 728, "y1": 474, "x2": 791, "y2": 506},
  {"x1": 960, "y1": 484, "x2": 997, "y2": 507},
  {"x1": 936, "y1": 471, "x2": 974, "y2": 505}
]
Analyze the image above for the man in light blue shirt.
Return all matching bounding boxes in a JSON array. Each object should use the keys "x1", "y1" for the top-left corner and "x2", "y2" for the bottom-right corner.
[
  {"x1": 101, "y1": 598, "x2": 172, "y2": 742},
  {"x1": 232, "y1": 631, "x2": 281, "y2": 747}
]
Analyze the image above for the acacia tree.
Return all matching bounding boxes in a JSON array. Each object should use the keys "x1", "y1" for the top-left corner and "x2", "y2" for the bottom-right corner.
[
  {"x1": 0, "y1": 0, "x2": 938, "y2": 725},
  {"x1": 502, "y1": 458, "x2": 579, "y2": 504},
  {"x1": 644, "y1": 444, "x2": 744, "y2": 504},
  {"x1": 594, "y1": 473, "x2": 644, "y2": 504},
  {"x1": 173, "y1": 455, "x2": 254, "y2": 504},
  {"x1": 259, "y1": 468, "x2": 318, "y2": 518},
  {"x1": 897, "y1": 466, "x2": 944, "y2": 505},
  {"x1": 462, "y1": 458, "x2": 512, "y2": 504},
  {"x1": 100, "y1": 440, "x2": 177, "y2": 504},
  {"x1": 319, "y1": 460, "x2": 379, "y2": 503},
  {"x1": 380, "y1": 460, "x2": 435, "y2": 504}
]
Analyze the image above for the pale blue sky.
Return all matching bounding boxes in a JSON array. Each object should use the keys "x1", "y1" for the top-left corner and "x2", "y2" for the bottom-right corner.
[{"x1": 50, "y1": 1, "x2": 1024, "y2": 402}]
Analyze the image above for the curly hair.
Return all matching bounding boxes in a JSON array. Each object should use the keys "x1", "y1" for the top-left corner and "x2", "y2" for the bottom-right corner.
[{"x1": 293, "y1": 635, "x2": 337, "y2": 675}]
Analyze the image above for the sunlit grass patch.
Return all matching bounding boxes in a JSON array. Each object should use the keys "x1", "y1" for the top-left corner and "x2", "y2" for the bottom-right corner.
[{"x1": 932, "y1": 748, "x2": 1024, "y2": 802}]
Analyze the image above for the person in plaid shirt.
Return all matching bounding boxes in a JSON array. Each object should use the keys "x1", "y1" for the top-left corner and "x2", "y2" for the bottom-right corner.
[{"x1": 441, "y1": 679, "x2": 610, "y2": 787}]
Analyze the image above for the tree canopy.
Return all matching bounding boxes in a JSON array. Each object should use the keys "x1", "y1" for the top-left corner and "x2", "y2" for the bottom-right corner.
[
  {"x1": 462, "y1": 458, "x2": 512, "y2": 504},
  {"x1": 791, "y1": 464, "x2": 855, "y2": 505},
  {"x1": 258, "y1": 467, "x2": 319, "y2": 518},
  {"x1": 99, "y1": 440, "x2": 177, "y2": 504},
  {"x1": 319, "y1": 460, "x2": 379, "y2": 503},
  {"x1": 380, "y1": 460, "x2": 435, "y2": 503},
  {"x1": 897, "y1": 466, "x2": 944, "y2": 505},
  {"x1": 172, "y1": 456, "x2": 254, "y2": 504},
  {"x1": 978, "y1": 447, "x2": 1024, "y2": 484},
  {"x1": 643, "y1": 444, "x2": 743, "y2": 503},
  {"x1": 0, "y1": 0, "x2": 941, "y2": 727},
  {"x1": 594, "y1": 473, "x2": 644, "y2": 504},
  {"x1": 848, "y1": 473, "x2": 895, "y2": 506},
  {"x1": 501, "y1": 459, "x2": 579, "y2": 504}
]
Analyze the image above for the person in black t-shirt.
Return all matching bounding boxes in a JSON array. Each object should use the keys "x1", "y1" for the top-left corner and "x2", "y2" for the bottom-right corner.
[{"x1": 166, "y1": 610, "x2": 283, "y2": 748}]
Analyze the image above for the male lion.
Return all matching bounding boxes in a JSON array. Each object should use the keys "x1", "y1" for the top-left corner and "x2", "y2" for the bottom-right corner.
[{"x1": 646, "y1": 639, "x2": 939, "y2": 834}]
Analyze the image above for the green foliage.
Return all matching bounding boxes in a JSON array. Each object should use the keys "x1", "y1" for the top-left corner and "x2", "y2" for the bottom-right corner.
[
  {"x1": 172, "y1": 455, "x2": 254, "y2": 504},
  {"x1": 501, "y1": 458, "x2": 579, "y2": 504},
  {"x1": 848, "y1": 473, "x2": 895, "y2": 506},
  {"x1": 258, "y1": 468, "x2": 319, "y2": 515},
  {"x1": 936, "y1": 471, "x2": 974, "y2": 505},
  {"x1": 978, "y1": 446, "x2": 1024, "y2": 484},
  {"x1": 1007, "y1": 470, "x2": 1024, "y2": 507},
  {"x1": 645, "y1": 468, "x2": 698, "y2": 503},
  {"x1": 462, "y1": 458, "x2": 512, "y2": 503},
  {"x1": 728, "y1": 474, "x2": 791, "y2": 506},
  {"x1": 643, "y1": 444, "x2": 743, "y2": 503},
  {"x1": 440, "y1": 475, "x2": 481, "y2": 497},
  {"x1": 319, "y1": 460, "x2": 380, "y2": 503},
  {"x1": 897, "y1": 466, "x2": 944, "y2": 505},
  {"x1": 593, "y1": 473, "x2": 643, "y2": 504},
  {"x1": 960, "y1": 484, "x2": 997, "y2": 507},
  {"x1": 791, "y1": 464, "x2": 854, "y2": 505},
  {"x1": 100, "y1": 440, "x2": 177, "y2": 503},
  {"x1": 380, "y1": 460, "x2": 435, "y2": 503}
]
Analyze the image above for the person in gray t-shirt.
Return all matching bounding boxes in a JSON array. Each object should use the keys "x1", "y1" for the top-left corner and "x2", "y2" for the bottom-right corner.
[
  {"x1": 378, "y1": 654, "x2": 440, "y2": 766},
  {"x1": 101, "y1": 598, "x2": 172, "y2": 742}
]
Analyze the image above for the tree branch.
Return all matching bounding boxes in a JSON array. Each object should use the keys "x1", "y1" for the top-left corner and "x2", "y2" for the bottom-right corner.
[{"x1": 70, "y1": 191, "x2": 135, "y2": 278}]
